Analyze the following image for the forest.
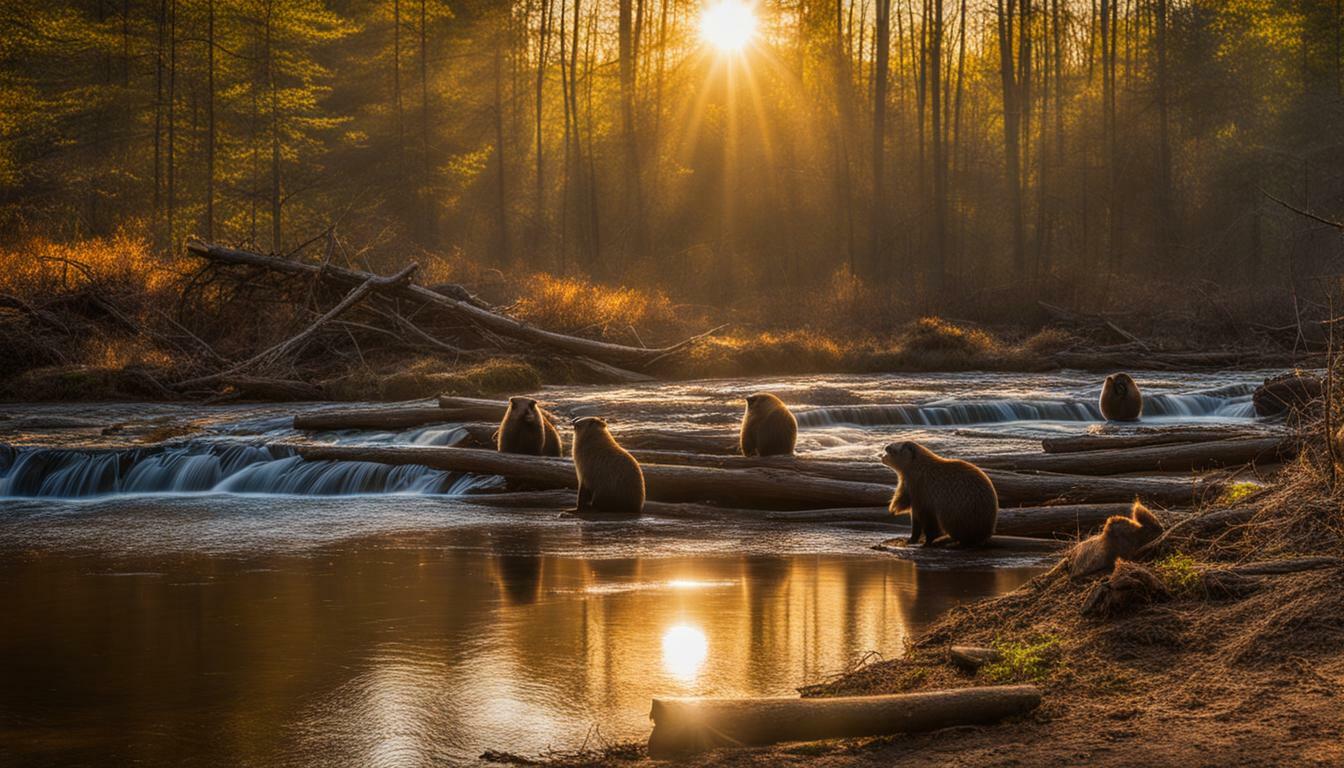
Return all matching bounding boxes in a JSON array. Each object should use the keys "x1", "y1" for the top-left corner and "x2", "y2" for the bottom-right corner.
[{"x1": 3, "y1": 0, "x2": 1342, "y2": 300}]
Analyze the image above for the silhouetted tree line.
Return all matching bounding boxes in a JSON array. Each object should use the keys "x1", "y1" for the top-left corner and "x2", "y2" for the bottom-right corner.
[{"x1": 1, "y1": 0, "x2": 1342, "y2": 304}]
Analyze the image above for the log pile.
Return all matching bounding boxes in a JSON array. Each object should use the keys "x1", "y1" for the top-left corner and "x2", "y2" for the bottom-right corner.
[
  {"x1": 176, "y1": 240, "x2": 719, "y2": 397},
  {"x1": 280, "y1": 393, "x2": 1298, "y2": 548}
]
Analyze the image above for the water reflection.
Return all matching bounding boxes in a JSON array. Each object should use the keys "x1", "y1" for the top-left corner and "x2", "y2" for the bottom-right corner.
[
  {"x1": 662, "y1": 625, "x2": 709, "y2": 680},
  {"x1": 0, "y1": 532, "x2": 1039, "y2": 766}
]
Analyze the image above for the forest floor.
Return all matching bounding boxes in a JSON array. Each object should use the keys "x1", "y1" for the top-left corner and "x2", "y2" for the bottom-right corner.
[{"x1": 507, "y1": 440, "x2": 1344, "y2": 768}]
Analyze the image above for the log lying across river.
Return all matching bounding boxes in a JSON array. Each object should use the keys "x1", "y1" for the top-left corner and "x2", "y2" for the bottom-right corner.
[
  {"x1": 455, "y1": 491, "x2": 1132, "y2": 536},
  {"x1": 1041, "y1": 427, "x2": 1277, "y2": 454},
  {"x1": 969, "y1": 436, "x2": 1293, "y2": 475},
  {"x1": 647, "y1": 685, "x2": 1042, "y2": 756},
  {"x1": 291, "y1": 443, "x2": 1220, "y2": 508}
]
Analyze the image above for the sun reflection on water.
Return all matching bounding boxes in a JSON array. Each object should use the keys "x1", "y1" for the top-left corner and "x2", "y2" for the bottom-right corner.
[{"x1": 661, "y1": 625, "x2": 709, "y2": 680}]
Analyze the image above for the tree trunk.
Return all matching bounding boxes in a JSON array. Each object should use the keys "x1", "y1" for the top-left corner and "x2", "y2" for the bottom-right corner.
[
  {"x1": 870, "y1": 0, "x2": 892, "y2": 278},
  {"x1": 997, "y1": 0, "x2": 1026, "y2": 277}
]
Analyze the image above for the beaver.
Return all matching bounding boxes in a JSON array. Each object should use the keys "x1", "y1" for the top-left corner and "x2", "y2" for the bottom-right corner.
[
  {"x1": 569, "y1": 416, "x2": 645, "y2": 517},
  {"x1": 496, "y1": 396, "x2": 563, "y2": 456},
  {"x1": 881, "y1": 441, "x2": 998, "y2": 547},
  {"x1": 740, "y1": 393, "x2": 798, "y2": 457},
  {"x1": 1067, "y1": 501, "x2": 1164, "y2": 578},
  {"x1": 1099, "y1": 373, "x2": 1143, "y2": 421}
]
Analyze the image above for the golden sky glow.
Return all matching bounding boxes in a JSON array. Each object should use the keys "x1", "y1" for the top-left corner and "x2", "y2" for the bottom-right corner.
[{"x1": 699, "y1": 0, "x2": 757, "y2": 53}]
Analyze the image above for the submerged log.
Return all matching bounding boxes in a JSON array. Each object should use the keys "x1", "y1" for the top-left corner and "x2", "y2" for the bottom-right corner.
[
  {"x1": 187, "y1": 240, "x2": 713, "y2": 368},
  {"x1": 647, "y1": 685, "x2": 1042, "y2": 756},
  {"x1": 1041, "y1": 428, "x2": 1272, "y2": 454}
]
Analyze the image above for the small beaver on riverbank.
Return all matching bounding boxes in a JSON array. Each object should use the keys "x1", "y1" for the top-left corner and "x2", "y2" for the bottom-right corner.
[
  {"x1": 740, "y1": 393, "x2": 798, "y2": 457},
  {"x1": 882, "y1": 441, "x2": 998, "y2": 547},
  {"x1": 569, "y1": 416, "x2": 645, "y2": 518},
  {"x1": 496, "y1": 396, "x2": 563, "y2": 456},
  {"x1": 1068, "y1": 501, "x2": 1164, "y2": 578},
  {"x1": 1100, "y1": 373, "x2": 1143, "y2": 421}
]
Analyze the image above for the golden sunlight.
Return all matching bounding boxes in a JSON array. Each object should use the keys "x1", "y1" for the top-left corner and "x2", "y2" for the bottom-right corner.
[
  {"x1": 699, "y1": 0, "x2": 757, "y2": 53},
  {"x1": 661, "y1": 624, "x2": 709, "y2": 679}
]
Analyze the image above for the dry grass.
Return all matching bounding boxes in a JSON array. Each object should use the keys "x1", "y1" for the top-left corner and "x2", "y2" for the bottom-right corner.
[{"x1": 512, "y1": 274, "x2": 681, "y2": 343}]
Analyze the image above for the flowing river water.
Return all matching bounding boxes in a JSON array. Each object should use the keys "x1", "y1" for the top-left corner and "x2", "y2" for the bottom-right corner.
[{"x1": 0, "y1": 370, "x2": 1274, "y2": 766}]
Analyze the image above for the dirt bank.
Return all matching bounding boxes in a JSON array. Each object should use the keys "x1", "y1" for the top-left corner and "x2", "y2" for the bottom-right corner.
[{"x1": 504, "y1": 432, "x2": 1344, "y2": 767}]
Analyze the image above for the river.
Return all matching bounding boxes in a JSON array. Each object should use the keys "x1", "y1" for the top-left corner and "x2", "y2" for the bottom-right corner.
[{"x1": 0, "y1": 370, "x2": 1272, "y2": 766}]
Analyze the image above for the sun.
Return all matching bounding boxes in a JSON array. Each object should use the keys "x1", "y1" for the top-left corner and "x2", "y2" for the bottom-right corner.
[{"x1": 699, "y1": 0, "x2": 757, "y2": 53}]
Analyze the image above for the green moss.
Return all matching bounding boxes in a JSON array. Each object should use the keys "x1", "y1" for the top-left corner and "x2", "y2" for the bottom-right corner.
[
  {"x1": 981, "y1": 635, "x2": 1063, "y2": 684},
  {"x1": 1217, "y1": 481, "x2": 1263, "y2": 506},
  {"x1": 1154, "y1": 552, "x2": 1203, "y2": 598}
]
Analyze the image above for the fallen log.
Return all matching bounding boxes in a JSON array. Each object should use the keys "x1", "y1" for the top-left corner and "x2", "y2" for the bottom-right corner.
[
  {"x1": 968, "y1": 436, "x2": 1293, "y2": 475},
  {"x1": 1041, "y1": 428, "x2": 1272, "y2": 454},
  {"x1": 616, "y1": 449, "x2": 1218, "y2": 506},
  {"x1": 224, "y1": 376, "x2": 326, "y2": 402},
  {"x1": 949, "y1": 646, "x2": 1002, "y2": 672},
  {"x1": 290, "y1": 443, "x2": 1216, "y2": 508},
  {"x1": 633, "y1": 439, "x2": 1287, "y2": 479},
  {"x1": 187, "y1": 240, "x2": 713, "y2": 368},
  {"x1": 647, "y1": 685, "x2": 1042, "y2": 756},
  {"x1": 455, "y1": 491, "x2": 1132, "y2": 537},
  {"x1": 292, "y1": 443, "x2": 889, "y2": 508},
  {"x1": 293, "y1": 406, "x2": 503, "y2": 431}
]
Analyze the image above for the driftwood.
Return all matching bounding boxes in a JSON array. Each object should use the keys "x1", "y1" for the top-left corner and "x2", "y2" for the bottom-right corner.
[
  {"x1": 646, "y1": 685, "x2": 1042, "y2": 756},
  {"x1": 186, "y1": 240, "x2": 715, "y2": 368},
  {"x1": 1041, "y1": 428, "x2": 1272, "y2": 454},
  {"x1": 949, "y1": 646, "x2": 1002, "y2": 672}
]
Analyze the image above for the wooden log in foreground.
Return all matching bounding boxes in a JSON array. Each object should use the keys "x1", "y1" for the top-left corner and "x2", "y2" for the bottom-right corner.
[
  {"x1": 647, "y1": 685, "x2": 1042, "y2": 756},
  {"x1": 292, "y1": 443, "x2": 1216, "y2": 508}
]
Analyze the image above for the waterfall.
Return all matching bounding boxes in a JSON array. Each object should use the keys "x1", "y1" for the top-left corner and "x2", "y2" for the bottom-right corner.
[{"x1": 0, "y1": 441, "x2": 500, "y2": 499}]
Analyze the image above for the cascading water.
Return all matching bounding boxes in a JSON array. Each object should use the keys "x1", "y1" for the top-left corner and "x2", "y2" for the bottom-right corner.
[
  {"x1": 796, "y1": 384, "x2": 1258, "y2": 428},
  {"x1": 0, "y1": 441, "x2": 501, "y2": 499}
]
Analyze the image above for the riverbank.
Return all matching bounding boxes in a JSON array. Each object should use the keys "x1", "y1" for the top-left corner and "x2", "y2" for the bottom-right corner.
[
  {"x1": 505, "y1": 428, "x2": 1344, "y2": 767},
  {"x1": 0, "y1": 236, "x2": 1320, "y2": 402}
]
